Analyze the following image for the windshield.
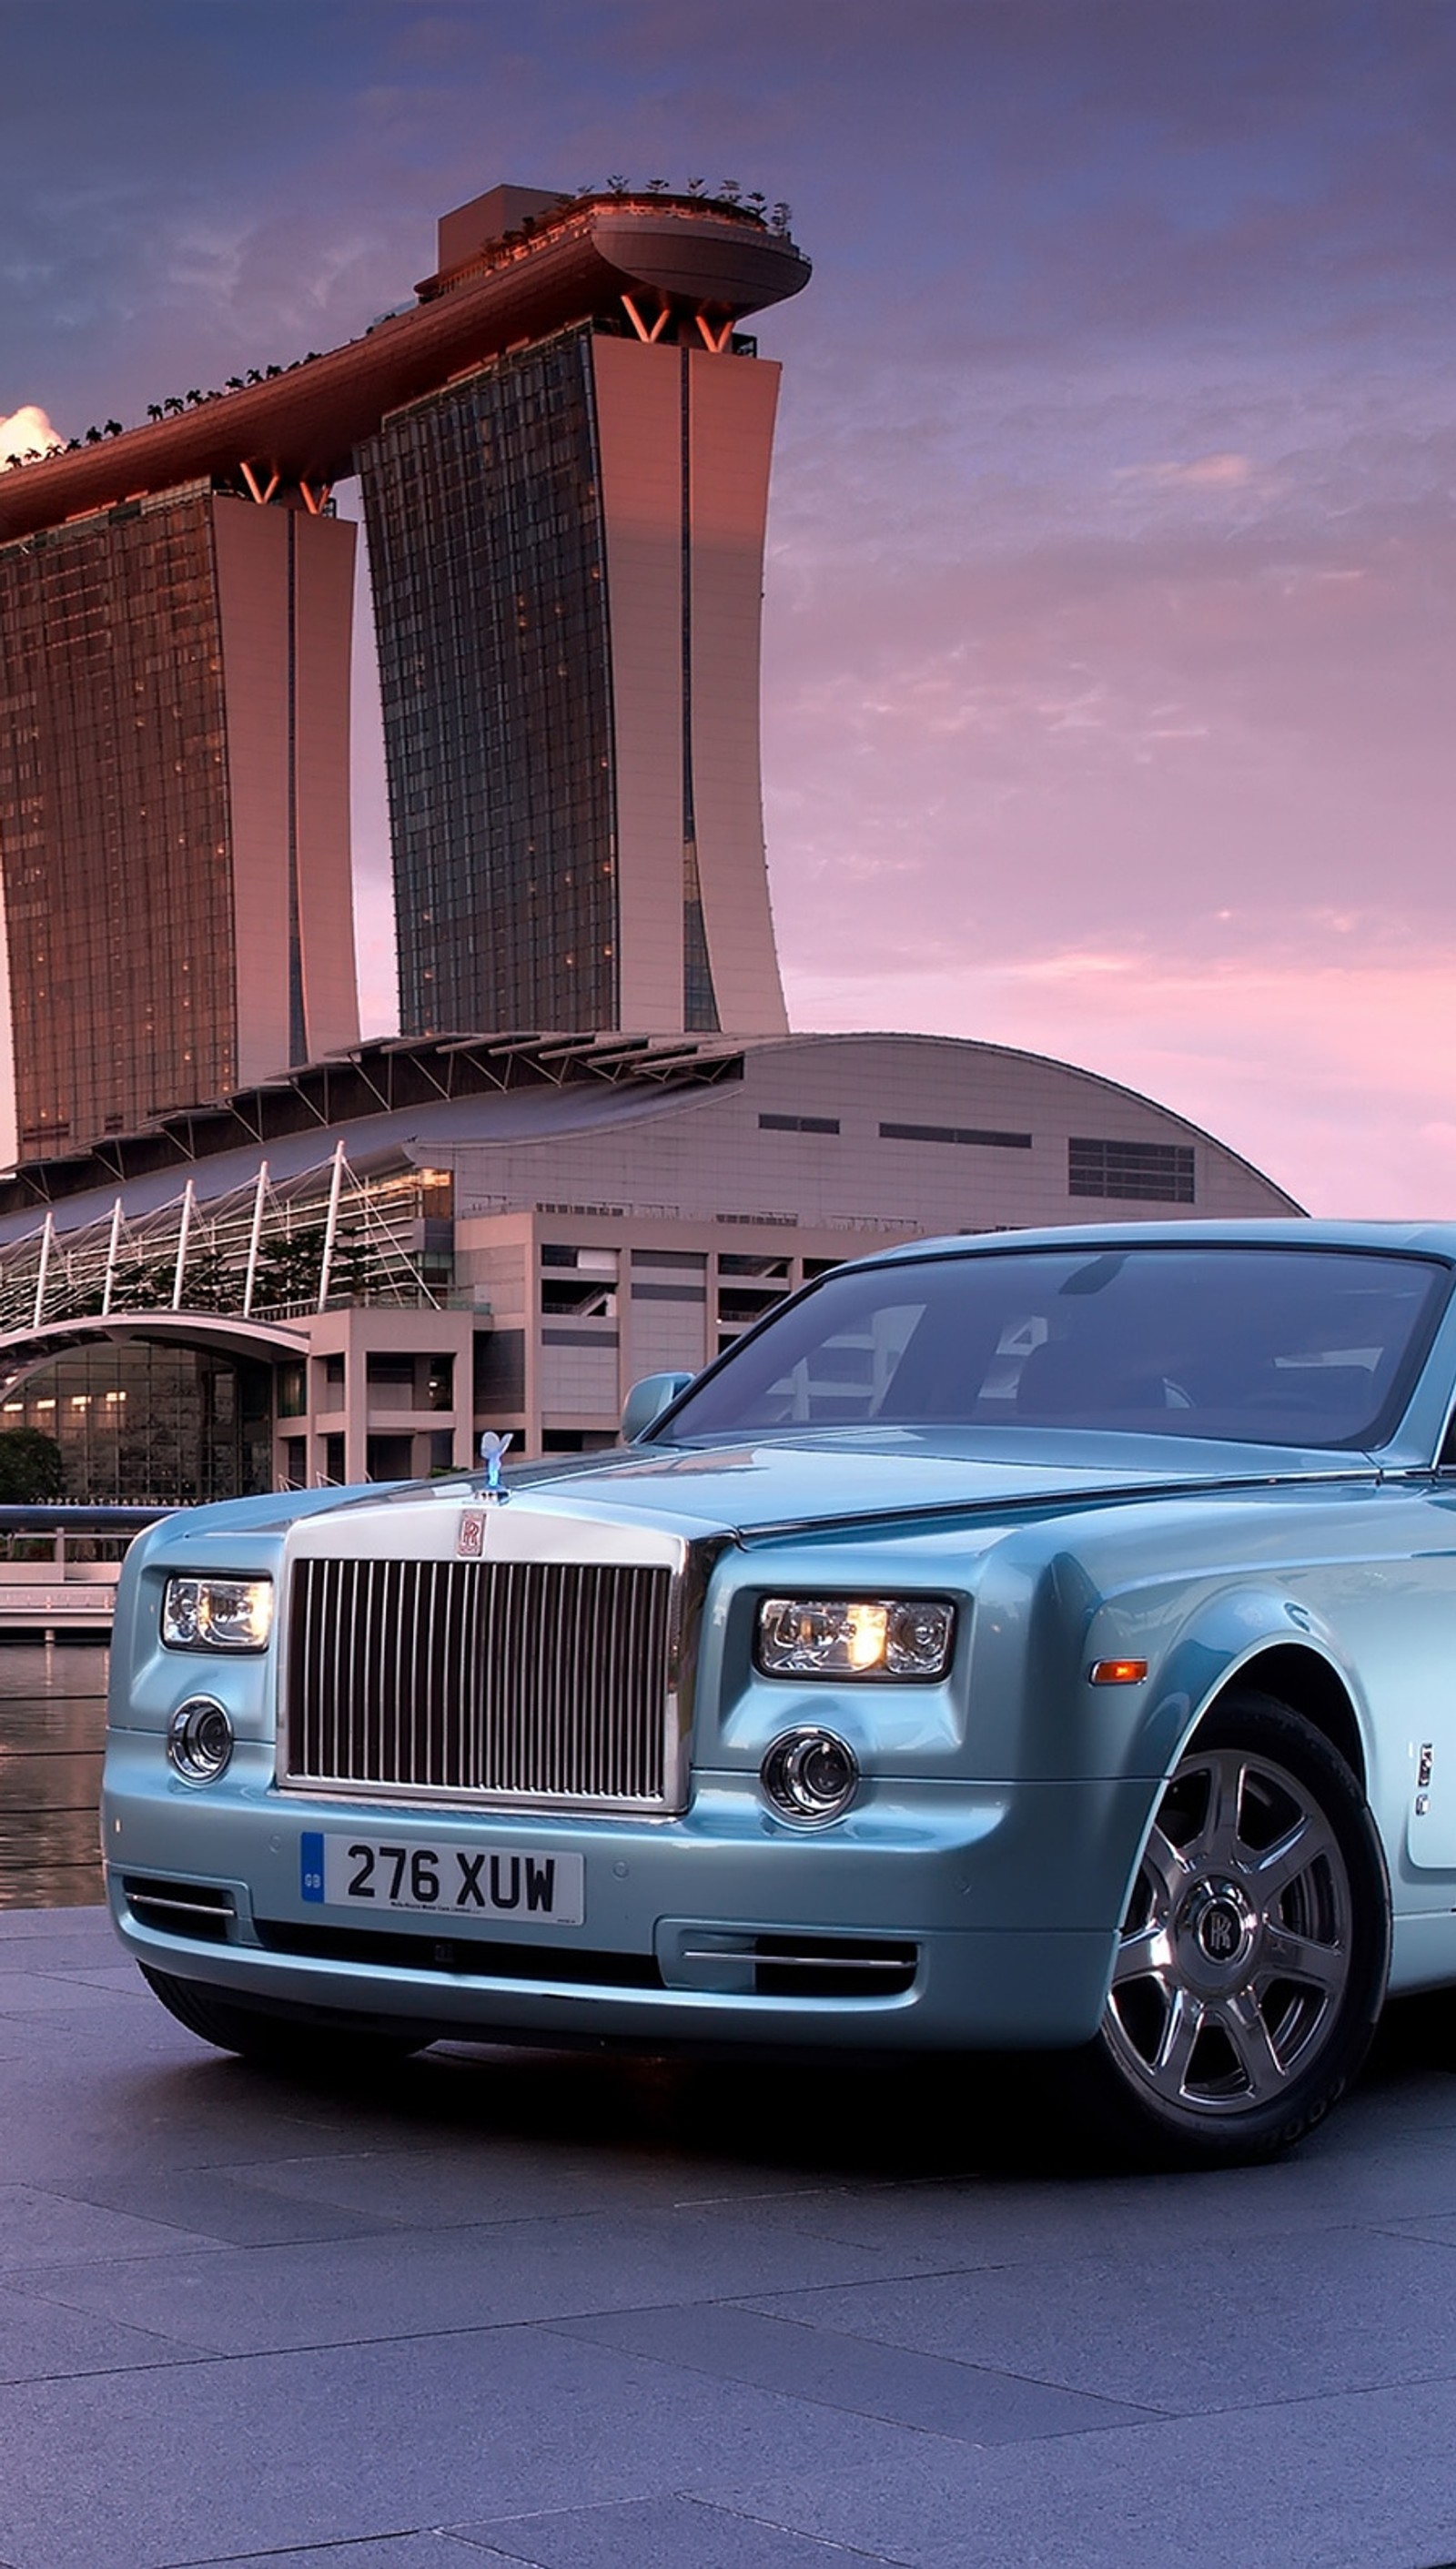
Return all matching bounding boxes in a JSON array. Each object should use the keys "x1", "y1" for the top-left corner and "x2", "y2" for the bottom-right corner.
[{"x1": 661, "y1": 1246, "x2": 1451, "y2": 1451}]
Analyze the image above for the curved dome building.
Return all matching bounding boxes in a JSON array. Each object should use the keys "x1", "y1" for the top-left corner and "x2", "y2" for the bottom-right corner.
[{"x1": 0, "y1": 1027, "x2": 1298, "y2": 1501}]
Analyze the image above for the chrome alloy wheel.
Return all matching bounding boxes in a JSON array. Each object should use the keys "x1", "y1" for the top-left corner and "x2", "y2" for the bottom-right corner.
[{"x1": 1105, "y1": 1740, "x2": 1354, "y2": 2119}]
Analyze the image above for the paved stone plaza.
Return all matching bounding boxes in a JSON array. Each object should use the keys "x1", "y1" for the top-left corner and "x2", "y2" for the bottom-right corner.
[{"x1": 2, "y1": 1903, "x2": 1456, "y2": 2568}]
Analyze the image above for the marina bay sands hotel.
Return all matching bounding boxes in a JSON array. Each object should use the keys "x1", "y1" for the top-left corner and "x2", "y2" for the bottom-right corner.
[
  {"x1": 0, "y1": 180, "x2": 1295, "y2": 1502},
  {"x1": 0, "y1": 184, "x2": 811, "y2": 1163}
]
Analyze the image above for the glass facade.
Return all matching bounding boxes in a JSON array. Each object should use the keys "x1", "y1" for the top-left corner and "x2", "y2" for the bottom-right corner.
[
  {"x1": 0, "y1": 1340, "x2": 272, "y2": 1504},
  {"x1": 360, "y1": 327, "x2": 617, "y2": 1033},
  {"x1": 0, "y1": 487, "x2": 236, "y2": 1154},
  {"x1": 1068, "y1": 1138, "x2": 1197, "y2": 1203}
]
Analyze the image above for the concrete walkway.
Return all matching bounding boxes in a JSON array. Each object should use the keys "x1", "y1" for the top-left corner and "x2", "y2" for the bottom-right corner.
[{"x1": 3, "y1": 1904, "x2": 1456, "y2": 2569}]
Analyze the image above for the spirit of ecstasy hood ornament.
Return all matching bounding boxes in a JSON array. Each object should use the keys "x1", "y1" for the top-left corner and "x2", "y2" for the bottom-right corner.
[{"x1": 478, "y1": 1430, "x2": 513, "y2": 1502}]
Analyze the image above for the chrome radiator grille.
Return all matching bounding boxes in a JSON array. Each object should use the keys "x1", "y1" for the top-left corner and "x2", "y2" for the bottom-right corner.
[{"x1": 285, "y1": 1557, "x2": 676, "y2": 1810}]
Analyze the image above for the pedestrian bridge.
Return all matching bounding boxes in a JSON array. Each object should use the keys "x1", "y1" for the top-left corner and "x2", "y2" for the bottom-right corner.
[{"x1": 0, "y1": 1506, "x2": 171, "y2": 1633}]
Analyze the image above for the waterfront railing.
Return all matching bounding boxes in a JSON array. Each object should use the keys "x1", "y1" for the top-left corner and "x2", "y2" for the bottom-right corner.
[{"x1": 0, "y1": 1506, "x2": 175, "y2": 1632}]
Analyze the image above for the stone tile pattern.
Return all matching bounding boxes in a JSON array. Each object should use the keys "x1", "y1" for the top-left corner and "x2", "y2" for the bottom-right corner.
[{"x1": 3, "y1": 1907, "x2": 1456, "y2": 2567}]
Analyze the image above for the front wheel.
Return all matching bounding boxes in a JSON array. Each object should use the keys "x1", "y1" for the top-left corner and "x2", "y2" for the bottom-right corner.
[
  {"x1": 1073, "y1": 1693, "x2": 1390, "y2": 2166},
  {"x1": 140, "y1": 1966, "x2": 426, "y2": 2077}
]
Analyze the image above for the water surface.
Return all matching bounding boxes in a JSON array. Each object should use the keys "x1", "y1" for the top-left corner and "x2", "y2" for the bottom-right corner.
[{"x1": 0, "y1": 1637, "x2": 108, "y2": 1907}]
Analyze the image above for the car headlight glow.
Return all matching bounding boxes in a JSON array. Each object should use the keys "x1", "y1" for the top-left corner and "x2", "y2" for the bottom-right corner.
[
  {"x1": 754, "y1": 1595, "x2": 956, "y2": 1680},
  {"x1": 162, "y1": 1575, "x2": 274, "y2": 1652}
]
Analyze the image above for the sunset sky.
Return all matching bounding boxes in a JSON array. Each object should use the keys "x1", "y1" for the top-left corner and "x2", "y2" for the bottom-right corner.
[{"x1": 2, "y1": 1, "x2": 1453, "y2": 1215}]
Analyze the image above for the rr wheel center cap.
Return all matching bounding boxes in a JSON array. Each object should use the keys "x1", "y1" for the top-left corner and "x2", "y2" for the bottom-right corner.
[{"x1": 1178, "y1": 1877, "x2": 1259, "y2": 1983}]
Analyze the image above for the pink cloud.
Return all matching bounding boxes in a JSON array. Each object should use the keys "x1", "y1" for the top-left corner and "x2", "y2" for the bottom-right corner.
[
  {"x1": 1118, "y1": 452, "x2": 1258, "y2": 490},
  {"x1": 0, "y1": 402, "x2": 62, "y2": 461}
]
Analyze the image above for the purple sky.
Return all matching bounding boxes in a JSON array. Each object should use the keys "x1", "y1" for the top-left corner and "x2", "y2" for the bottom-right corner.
[{"x1": 3, "y1": 1, "x2": 1454, "y2": 1214}]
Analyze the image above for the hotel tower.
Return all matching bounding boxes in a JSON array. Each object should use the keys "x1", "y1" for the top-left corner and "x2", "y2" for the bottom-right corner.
[
  {"x1": 0, "y1": 490, "x2": 357, "y2": 1162},
  {"x1": 0, "y1": 184, "x2": 811, "y2": 1162}
]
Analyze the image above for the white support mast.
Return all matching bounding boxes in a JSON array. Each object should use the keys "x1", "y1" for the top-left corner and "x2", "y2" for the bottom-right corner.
[
  {"x1": 170, "y1": 1180, "x2": 196, "y2": 1312},
  {"x1": 317, "y1": 1140, "x2": 347, "y2": 1312},
  {"x1": 242, "y1": 1161, "x2": 269, "y2": 1319},
  {"x1": 31, "y1": 1212, "x2": 54, "y2": 1331},
  {"x1": 100, "y1": 1199, "x2": 123, "y2": 1317}
]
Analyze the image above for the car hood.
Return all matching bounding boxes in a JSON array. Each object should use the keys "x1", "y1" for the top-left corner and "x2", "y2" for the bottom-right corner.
[{"x1": 286, "y1": 1426, "x2": 1377, "y2": 1547}]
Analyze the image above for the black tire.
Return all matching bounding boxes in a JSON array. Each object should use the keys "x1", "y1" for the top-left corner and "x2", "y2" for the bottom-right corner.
[
  {"x1": 140, "y1": 1966, "x2": 426, "y2": 2076},
  {"x1": 1062, "y1": 1691, "x2": 1390, "y2": 2168}
]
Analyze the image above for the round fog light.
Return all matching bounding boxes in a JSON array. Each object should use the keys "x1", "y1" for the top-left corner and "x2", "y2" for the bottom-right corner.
[
  {"x1": 762, "y1": 1727, "x2": 860, "y2": 1825},
  {"x1": 167, "y1": 1696, "x2": 234, "y2": 1784}
]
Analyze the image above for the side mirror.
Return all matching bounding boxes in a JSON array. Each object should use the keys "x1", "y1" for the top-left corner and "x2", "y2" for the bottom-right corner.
[{"x1": 621, "y1": 1371, "x2": 694, "y2": 1442}]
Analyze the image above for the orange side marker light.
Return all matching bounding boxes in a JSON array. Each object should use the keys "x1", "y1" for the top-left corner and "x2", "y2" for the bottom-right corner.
[{"x1": 1089, "y1": 1658, "x2": 1148, "y2": 1686}]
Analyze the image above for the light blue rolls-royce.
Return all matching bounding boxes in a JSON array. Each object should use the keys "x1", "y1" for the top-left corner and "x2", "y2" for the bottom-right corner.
[{"x1": 102, "y1": 1220, "x2": 1456, "y2": 2163}]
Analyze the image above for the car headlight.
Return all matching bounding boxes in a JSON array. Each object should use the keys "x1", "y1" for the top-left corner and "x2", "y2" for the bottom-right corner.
[
  {"x1": 162, "y1": 1576, "x2": 274, "y2": 1651},
  {"x1": 754, "y1": 1596, "x2": 956, "y2": 1680}
]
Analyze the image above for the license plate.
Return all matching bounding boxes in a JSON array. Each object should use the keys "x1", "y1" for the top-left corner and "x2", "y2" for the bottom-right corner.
[{"x1": 300, "y1": 1831, "x2": 584, "y2": 1926}]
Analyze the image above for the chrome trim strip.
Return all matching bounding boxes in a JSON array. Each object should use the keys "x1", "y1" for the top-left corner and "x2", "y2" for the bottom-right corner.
[
  {"x1": 126, "y1": 1892, "x2": 236, "y2": 1920},
  {"x1": 679, "y1": 1947, "x2": 910, "y2": 1973}
]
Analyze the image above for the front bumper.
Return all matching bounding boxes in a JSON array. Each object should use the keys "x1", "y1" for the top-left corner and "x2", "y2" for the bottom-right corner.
[{"x1": 103, "y1": 1731, "x2": 1150, "y2": 2054}]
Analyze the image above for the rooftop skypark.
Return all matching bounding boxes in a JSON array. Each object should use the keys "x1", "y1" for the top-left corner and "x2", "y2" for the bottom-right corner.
[{"x1": 0, "y1": 186, "x2": 809, "y2": 537}]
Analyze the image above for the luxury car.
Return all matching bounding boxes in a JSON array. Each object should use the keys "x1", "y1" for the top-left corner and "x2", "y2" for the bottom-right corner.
[{"x1": 102, "y1": 1220, "x2": 1456, "y2": 2163}]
